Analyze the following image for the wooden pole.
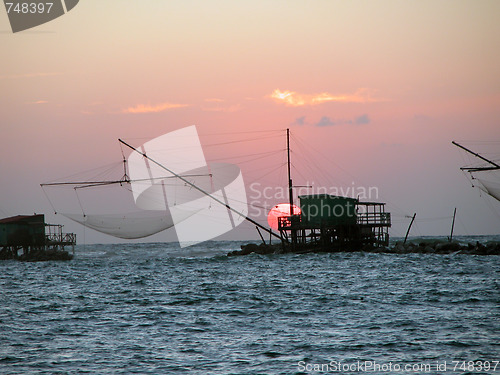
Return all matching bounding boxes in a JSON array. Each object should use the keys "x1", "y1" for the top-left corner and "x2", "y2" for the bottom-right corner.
[
  {"x1": 256, "y1": 226, "x2": 266, "y2": 245},
  {"x1": 449, "y1": 207, "x2": 457, "y2": 242},
  {"x1": 403, "y1": 213, "x2": 416, "y2": 244},
  {"x1": 287, "y1": 128, "x2": 294, "y2": 216},
  {"x1": 286, "y1": 129, "x2": 297, "y2": 247}
]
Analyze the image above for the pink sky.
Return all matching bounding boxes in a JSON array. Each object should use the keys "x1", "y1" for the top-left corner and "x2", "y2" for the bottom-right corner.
[{"x1": 1, "y1": 1, "x2": 499, "y2": 243}]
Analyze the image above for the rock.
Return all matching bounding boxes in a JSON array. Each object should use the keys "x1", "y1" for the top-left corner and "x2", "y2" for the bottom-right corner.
[
  {"x1": 395, "y1": 244, "x2": 405, "y2": 253},
  {"x1": 434, "y1": 242, "x2": 461, "y2": 253},
  {"x1": 415, "y1": 246, "x2": 425, "y2": 253},
  {"x1": 228, "y1": 242, "x2": 282, "y2": 256},
  {"x1": 424, "y1": 246, "x2": 435, "y2": 253},
  {"x1": 228, "y1": 240, "x2": 500, "y2": 257}
]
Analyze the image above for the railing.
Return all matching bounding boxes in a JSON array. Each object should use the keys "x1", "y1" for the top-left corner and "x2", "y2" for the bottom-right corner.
[
  {"x1": 45, "y1": 223, "x2": 76, "y2": 244},
  {"x1": 357, "y1": 212, "x2": 391, "y2": 226},
  {"x1": 279, "y1": 213, "x2": 391, "y2": 229},
  {"x1": 278, "y1": 215, "x2": 301, "y2": 230},
  {"x1": 46, "y1": 231, "x2": 76, "y2": 244}
]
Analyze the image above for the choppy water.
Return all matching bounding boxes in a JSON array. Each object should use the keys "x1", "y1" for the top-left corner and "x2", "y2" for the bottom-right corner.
[{"x1": 1, "y1": 237, "x2": 499, "y2": 374}]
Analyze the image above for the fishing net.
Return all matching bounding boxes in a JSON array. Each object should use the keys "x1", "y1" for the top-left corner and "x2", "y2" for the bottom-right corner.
[
  {"x1": 475, "y1": 173, "x2": 500, "y2": 202},
  {"x1": 41, "y1": 126, "x2": 249, "y2": 244}
]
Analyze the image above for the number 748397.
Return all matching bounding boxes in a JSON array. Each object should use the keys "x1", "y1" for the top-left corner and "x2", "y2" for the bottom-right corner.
[{"x1": 5, "y1": 2, "x2": 53, "y2": 14}]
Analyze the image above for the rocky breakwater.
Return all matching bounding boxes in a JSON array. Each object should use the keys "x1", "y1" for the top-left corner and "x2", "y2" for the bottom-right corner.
[
  {"x1": 378, "y1": 241, "x2": 500, "y2": 255},
  {"x1": 227, "y1": 243, "x2": 282, "y2": 256},
  {"x1": 228, "y1": 241, "x2": 500, "y2": 256},
  {"x1": 0, "y1": 247, "x2": 73, "y2": 261}
]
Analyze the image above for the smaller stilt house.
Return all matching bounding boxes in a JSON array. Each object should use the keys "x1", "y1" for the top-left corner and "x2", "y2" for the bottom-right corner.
[{"x1": 0, "y1": 214, "x2": 75, "y2": 260}]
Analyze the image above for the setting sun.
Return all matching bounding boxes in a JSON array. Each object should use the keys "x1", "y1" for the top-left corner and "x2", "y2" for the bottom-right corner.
[{"x1": 267, "y1": 203, "x2": 301, "y2": 231}]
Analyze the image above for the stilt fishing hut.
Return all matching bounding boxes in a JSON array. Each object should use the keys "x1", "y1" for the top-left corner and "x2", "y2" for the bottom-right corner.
[
  {"x1": 276, "y1": 129, "x2": 391, "y2": 252},
  {"x1": 278, "y1": 194, "x2": 390, "y2": 251},
  {"x1": 0, "y1": 214, "x2": 75, "y2": 260}
]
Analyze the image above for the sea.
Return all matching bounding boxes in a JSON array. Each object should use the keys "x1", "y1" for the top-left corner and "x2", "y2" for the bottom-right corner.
[{"x1": 0, "y1": 236, "x2": 499, "y2": 375}]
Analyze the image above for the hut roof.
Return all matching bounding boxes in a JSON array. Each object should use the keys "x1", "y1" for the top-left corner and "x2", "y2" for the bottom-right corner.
[{"x1": 0, "y1": 214, "x2": 44, "y2": 224}]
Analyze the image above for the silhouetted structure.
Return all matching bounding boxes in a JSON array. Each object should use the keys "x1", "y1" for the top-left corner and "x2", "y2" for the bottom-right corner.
[
  {"x1": 278, "y1": 194, "x2": 391, "y2": 252},
  {"x1": 0, "y1": 214, "x2": 75, "y2": 260}
]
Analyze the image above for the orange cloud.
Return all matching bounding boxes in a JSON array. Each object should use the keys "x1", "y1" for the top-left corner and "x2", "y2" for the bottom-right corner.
[
  {"x1": 122, "y1": 102, "x2": 188, "y2": 114},
  {"x1": 33, "y1": 100, "x2": 48, "y2": 104},
  {"x1": 270, "y1": 88, "x2": 385, "y2": 106}
]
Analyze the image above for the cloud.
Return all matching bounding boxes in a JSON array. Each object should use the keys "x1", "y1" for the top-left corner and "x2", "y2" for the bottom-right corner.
[
  {"x1": 291, "y1": 116, "x2": 306, "y2": 126},
  {"x1": 271, "y1": 89, "x2": 304, "y2": 106},
  {"x1": 122, "y1": 102, "x2": 188, "y2": 114},
  {"x1": 355, "y1": 114, "x2": 370, "y2": 125},
  {"x1": 33, "y1": 100, "x2": 48, "y2": 104},
  {"x1": 314, "y1": 114, "x2": 371, "y2": 127},
  {"x1": 270, "y1": 88, "x2": 385, "y2": 106},
  {"x1": 315, "y1": 116, "x2": 336, "y2": 127}
]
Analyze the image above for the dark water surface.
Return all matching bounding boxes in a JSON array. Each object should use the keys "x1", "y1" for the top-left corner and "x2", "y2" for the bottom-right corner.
[{"x1": 1, "y1": 239, "x2": 499, "y2": 374}]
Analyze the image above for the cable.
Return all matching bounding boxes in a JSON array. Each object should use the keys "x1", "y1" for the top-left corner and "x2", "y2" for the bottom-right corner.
[
  {"x1": 74, "y1": 188, "x2": 86, "y2": 218},
  {"x1": 202, "y1": 133, "x2": 283, "y2": 148}
]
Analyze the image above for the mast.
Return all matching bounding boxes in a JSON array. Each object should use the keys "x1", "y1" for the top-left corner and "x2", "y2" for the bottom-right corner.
[
  {"x1": 452, "y1": 141, "x2": 500, "y2": 170},
  {"x1": 287, "y1": 128, "x2": 294, "y2": 216},
  {"x1": 287, "y1": 128, "x2": 298, "y2": 247},
  {"x1": 118, "y1": 139, "x2": 283, "y2": 241}
]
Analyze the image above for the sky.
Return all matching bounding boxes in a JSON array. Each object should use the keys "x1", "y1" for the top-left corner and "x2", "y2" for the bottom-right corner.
[{"x1": 1, "y1": 0, "x2": 500, "y2": 244}]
